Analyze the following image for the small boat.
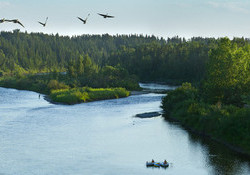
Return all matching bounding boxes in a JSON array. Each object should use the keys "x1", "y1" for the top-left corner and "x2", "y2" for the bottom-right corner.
[
  {"x1": 154, "y1": 162, "x2": 161, "y2": 167},
  {"x1": 146, "y1": 160, "x2": 169, "y2": 168}
]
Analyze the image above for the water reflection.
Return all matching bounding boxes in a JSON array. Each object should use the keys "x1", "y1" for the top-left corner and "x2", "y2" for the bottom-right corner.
[
  {"x1": 192, "y1": 135, "x2": 250, "y2": 175},
  {"x1": 165, "y1": 118, "x2": 250, "y2": 175},
  {"x1": 139, "y1": 83, "x2": 177, "y2": 90}
]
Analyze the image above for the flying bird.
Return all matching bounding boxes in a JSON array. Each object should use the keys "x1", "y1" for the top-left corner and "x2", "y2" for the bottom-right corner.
[
  {"x1": 6, "y1": 19, "x2": 25, "y2": 28},
  {"x1": 77, "y1": 14, "x2": 90, "y2": 24},
  {"x1": 0, "y1": 18, "x2": 6, "y2": 23},
  {"x1": 38, "y1": 17, "x2": 48, "y2": 27},
  {"x1": 98, "y1": 13, "x2": 114, "y2": 18}
]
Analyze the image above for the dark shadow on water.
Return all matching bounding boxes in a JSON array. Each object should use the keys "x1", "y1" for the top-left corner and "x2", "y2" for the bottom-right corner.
[
  {"x1": 189, "y1": 133, "x2": 250, "y2": 175},
  {"x1": 29, "y1": 106, "x2": 54, "y2": 111},
  {"x1": 164, "y1": 117, "x2": 250, "y2": 175}
]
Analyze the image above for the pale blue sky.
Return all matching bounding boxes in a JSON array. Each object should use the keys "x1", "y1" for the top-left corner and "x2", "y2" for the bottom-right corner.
[{"x1": 1, "y1": 0, "x2": 250, "y2": 38}]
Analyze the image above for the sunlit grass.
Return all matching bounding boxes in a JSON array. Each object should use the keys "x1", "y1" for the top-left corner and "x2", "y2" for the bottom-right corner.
[{"x1": 50, "y1": 87, "x2": 130, "y2": 104}]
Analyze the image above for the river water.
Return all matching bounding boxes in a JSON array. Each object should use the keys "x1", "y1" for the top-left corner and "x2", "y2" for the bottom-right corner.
[{"x1": 0, "y1": 85, "x2": 249, "y2": 175}]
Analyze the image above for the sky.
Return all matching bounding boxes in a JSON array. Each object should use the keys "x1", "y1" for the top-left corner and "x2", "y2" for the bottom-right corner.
[{"x1": 1, "y1": 0, "x2": 250, "y2": 39}]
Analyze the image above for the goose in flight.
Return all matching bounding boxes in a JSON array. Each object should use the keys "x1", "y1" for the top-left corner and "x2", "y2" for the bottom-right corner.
[
  {"x1": 0, "y1": 18, "x2": 6, "y2": 23},
  {"x1": 6, "y1": 19, "x2": 25, "y2": 28},
  {"x1": 38, "y1": 17, "x2": 48, "y2": 27},
  {"x1": 98, "y1": 13, "x2": 114, "y2": 18},
  {"x1": 77, "y1": 14, "x2": 90, "y2": 24}
]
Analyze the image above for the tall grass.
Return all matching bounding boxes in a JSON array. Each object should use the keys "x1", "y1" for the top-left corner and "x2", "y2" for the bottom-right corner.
[{"x1": 50, "y1": 87, "x2": 130, "y2": 104}]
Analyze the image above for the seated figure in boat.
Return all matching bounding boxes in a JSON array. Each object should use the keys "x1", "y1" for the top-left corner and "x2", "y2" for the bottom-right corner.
[
  {"x1": 146, "y1": 159, "x2": 155, "y2": 166},
  {"x1": 160, "y1": 160, "x2": 169, "y2": 167}
]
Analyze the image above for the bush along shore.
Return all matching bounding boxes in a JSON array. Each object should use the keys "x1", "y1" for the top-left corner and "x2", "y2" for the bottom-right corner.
[
  {"x1": 0, "y1": 75, "x2": 130, "y2": 105},
  {"x1": 50, "y1": 87, "x2": 130, "y2": 105},
  {"x1": 161, "y1": 83, "x2": 250, "y2": 157}
]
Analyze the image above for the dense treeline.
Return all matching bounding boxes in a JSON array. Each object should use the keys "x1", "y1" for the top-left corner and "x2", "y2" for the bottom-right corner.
[
  {"x1": 202, "y1": 38, "x2": 250, "y2": 106},
  {"x1": 107, "y1": 38, "x2": 216, "y2": 82},
  {"x1": 0, "y1": 65, "x2": 140, "y2": 94},
  {"x1": 162, "y1": 38, "x2": 250, "y2": 155},
  {"x1": 0, "y1": 31, "x2": 217, "y2": 84},
  {"x1": 1, "y1": 31, "x2": 250, "y2": 85},
  {"x1": 0, "y1": 30, "x2": 165, "y2": 75}
]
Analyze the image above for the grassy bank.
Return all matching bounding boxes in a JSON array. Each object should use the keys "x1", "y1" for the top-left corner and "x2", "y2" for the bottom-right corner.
[
  {"x1": 161, "y1": 83, "x2": 250, "y2": 156},
  {"x1": 50, "y1": 87, "x2": 130, "y2": 104},
  {"x1": 0, "y1": 75, "x2": 130, "y2": 104},
  {"x1": 0, "y1": 75, "x2": 70, "y2": 95},
  {"x1": 0, "y1": 76, "x2": 51, "y2": 94}
]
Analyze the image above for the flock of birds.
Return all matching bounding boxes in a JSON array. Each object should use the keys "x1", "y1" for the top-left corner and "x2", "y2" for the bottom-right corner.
[{"x1": 0, "y1": 13, "x2": 115, "y2": 28}]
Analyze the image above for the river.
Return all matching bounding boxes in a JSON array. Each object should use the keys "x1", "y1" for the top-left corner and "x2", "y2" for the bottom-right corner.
[{"x1": 0, "y1": 85, "x2": 249, "y2": 175}]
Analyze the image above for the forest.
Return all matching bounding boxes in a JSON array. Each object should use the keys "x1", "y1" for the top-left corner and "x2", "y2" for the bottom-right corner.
[
  {"x1": 0, "y1": 31, "x2": 250, "y2": 153},
  {"x1": 161, "y1": 38, "x2": 250, "y2": 155},
  {"x1": 1, "y1": 31, "x2": 249, "y2": 84},
  {"x1": 0, "y1": 31, "x2": 216, "y2": 95},
  {"x1": 0, "y1": 31, "x2": 249, "y2": 91},
  {"x1": 0, "y1": 30, "x2": 219, "y2": 84}
]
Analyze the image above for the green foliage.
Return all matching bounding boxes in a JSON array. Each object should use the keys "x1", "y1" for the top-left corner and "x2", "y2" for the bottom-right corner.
[
  {"x1": 161, "y1": 83, "x2": 198, "y2": 115},
  {"x1": 50, "y1": 87, "x2": 130, "y2": 104},
  {"x1": 0, "y1": 76, "x2": 50, "y2": 94},
  {"x1": 0, "y1": 73, "x2": 72, "y2": 94},
  {"x1": 96, "y1": 66, "x2": 141, "y2": 90},
  {"x1": 108, "y1": 38, "x2": 216, "y2": 83},
  {"x1": 47, "y1": 80, "x2": 69, "y2": 90},
  {"x1": 162, "y1": 82, "x2": 250, "y2": 154},
  {"x1": 202, "y1": 37, "x2": 250, "y2": 106},
  {"x1": 161, "y1": 38, "x2": 250, "y2": 154},
  {"x1": 0, "y1": 31, "x2": 220, "y2": 85},
  {"x1": 0, "y1": 32, "x2": 162, "y2": 76}
]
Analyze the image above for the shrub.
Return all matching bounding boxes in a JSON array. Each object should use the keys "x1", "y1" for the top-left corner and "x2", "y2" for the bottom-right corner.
[
  {"x1": 161, "y1": 82, "x2": 198, "y2": 115},
  {"x1": 47, "y1": 80, "x2": 69, "y2": 91},
  {"x1": 50, "y1": 87, "x2": 130, "y2": 104}
]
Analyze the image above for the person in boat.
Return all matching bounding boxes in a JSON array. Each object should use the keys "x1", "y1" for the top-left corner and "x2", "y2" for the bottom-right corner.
[
  {"x1": 146, "y1": 159, "x2": 154, "y2": 166},
  {"x1": 164, "y1": 160, "x2": 167, "y2": 164}
]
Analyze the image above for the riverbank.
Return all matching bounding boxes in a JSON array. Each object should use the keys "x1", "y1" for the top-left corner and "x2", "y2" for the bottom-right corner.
[
  {"x1": 0, "y1": 75, "x2": 133, "y2": 105},
  {"x1": 165, "y1": 115, "x2": 250, "y2": 159},
  {"x1": 49, "y1": 87, "x2": 130, "y2": 105},
  {"x1": 161, "y1": 83, "x2": 250, "y2": 158},
  {"x1": 130, "y1": 89, "x2": 170, "y2": 95}
]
